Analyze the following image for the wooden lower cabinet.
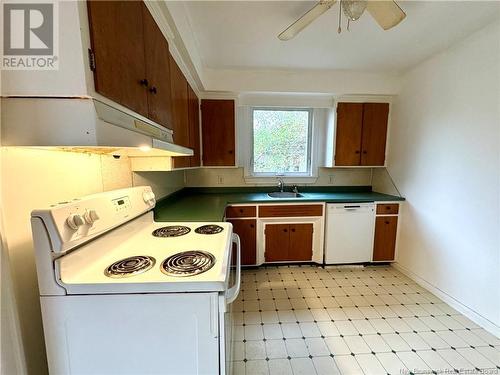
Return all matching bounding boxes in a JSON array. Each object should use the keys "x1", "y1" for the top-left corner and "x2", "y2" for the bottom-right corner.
[
  {"x1": 372, "y1": 216, "x2": 398, "y2": 261},
  {"x1": 227, "y1": 219, "x2": 256, "y2": 266},
  {"x1": 265, "y1": 223, "x2": 313, "y2": 262}
]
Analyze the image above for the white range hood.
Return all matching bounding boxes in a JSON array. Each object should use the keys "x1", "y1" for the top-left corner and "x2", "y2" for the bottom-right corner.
[{"x1": 0, "y1": 97, "x2": 193, "y2": 157}]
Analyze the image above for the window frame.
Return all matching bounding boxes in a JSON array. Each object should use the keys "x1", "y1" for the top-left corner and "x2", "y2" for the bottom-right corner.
[{"x1": 250, "y1": 107, "x2": 314, "y2": 177}]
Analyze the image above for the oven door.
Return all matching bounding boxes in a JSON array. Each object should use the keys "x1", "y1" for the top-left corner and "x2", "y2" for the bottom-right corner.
[{"x1": 219, "y1": 233, "x2": 241, "y2": 375}]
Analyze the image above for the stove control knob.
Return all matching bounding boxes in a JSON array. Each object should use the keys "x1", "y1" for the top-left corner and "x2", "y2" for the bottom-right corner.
[
  {"x1": 84, "y1": 210, "x2": 100, "y2": 225},
  {"x1": 66, "y1": 214, "x2": 85, "y2": 230},
  {"x1": 143, "y1": 191, "x2": 155, "y2": 206}
]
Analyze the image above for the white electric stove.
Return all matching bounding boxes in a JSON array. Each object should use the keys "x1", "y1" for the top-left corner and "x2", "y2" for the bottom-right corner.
[{"x1": 31, "y1": 186, "x2": 241, "y2": 375}]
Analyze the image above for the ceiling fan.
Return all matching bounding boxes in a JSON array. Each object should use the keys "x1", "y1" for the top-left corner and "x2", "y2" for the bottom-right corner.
[{"x1": 278, "y1": 0, "x2": 406, "y2": 40}]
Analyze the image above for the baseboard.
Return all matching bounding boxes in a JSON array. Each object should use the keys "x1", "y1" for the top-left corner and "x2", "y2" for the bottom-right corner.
[{"x1": 392, "y1": 262, "x2": 500, "y2": 338}]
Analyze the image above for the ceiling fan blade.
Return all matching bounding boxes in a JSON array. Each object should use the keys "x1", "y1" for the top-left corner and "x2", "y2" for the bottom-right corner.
[
  {"x1": 366, "y1": 0, "x2": 406, "y2": 30},
  {"x1": 278, "y1": 0, "x2": 337, "y2": 41}
]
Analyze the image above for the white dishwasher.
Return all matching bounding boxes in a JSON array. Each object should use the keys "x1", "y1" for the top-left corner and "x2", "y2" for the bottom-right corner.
[{"x1": 325, "y1": 203, "x2": 375, "y2": 264}]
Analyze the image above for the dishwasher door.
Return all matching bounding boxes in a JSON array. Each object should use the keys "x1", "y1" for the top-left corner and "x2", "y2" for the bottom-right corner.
[{"x1": 325, "y1": 203, "x2": 375, "y2": 264}]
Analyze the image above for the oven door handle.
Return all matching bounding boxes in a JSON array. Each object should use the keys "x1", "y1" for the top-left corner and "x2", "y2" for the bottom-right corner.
[{"x1": 225, "y1": 233, "x2": 241, "y2": 304}]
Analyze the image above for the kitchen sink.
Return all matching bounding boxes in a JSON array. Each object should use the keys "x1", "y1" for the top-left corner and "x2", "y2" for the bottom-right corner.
[{"x1": 267, "y1": 192, "x2": 303, "y2": 198}]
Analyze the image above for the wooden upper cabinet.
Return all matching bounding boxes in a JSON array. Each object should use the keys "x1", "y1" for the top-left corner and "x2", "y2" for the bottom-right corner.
[
  {"x1": 170, "y1": 56, "x2": 190, "y2": 169},
  {"x1": 87, "y1": 1, "x2": 148, "y2": 117},
  {"x1": 142, "y1": 3, "x2": 173, "y2": 129},
  {"x1": 201, "y1": 99, "x2": 236, "y2": 166},
  {"x1": 361, "y1": 103, "x2": 389, "y2": 166},
  {"x1": 373, "y1": 216, "x2": 398, "y2": 261},
  {"x1": 335, "y1": 103, "x2": 363, "y2": 166},
  {"x1": 335, "y1": 102, "x2": 389, "y2": 166},
  {"x1": 188, "y1": 85, "x2": 201, "y2": 167}
]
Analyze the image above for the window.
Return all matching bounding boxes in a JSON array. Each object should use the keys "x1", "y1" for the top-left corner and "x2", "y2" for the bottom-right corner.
[{"x1": 251, "y1": 108, "x2": 312, "y2": 176}]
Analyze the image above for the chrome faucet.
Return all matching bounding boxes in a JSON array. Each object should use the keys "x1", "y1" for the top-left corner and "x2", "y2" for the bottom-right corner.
[{"x1": 277, "y1": 177, "x2": 285, "y2": 192}]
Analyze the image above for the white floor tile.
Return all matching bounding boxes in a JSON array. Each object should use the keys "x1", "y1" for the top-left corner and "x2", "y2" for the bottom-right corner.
[
  {"x1": 245, "y1": 324, "x2": 264, "y2": 340},
  {"x1": 285, "y1": 338, "x2": 309, "y2": 357},
  {"x1": 234, "y1": 341, "x2": 245, "y2": 361},
  {"x1": 344, "y1": 335, "x2": 372, "y2": 354},
  {"x1": 294, "y1": 309, "x2": 315, "y2": 322},
  {"x1": 437, "y1": 349, "x2": 475, "y2": 370},
  {"x1": 325, "y1": 337, "x2": 351, "y2": 355},
  {"x1": 261, "y1": 311, "x2": 279, "y2": 324},
  {"x1": 401, "y1": 317, "x2": 431, "y2": 332},
  {"x1": 376, "y1": 352, "x2": 408, "y2": 375},
  {"x1": 245, "y1": 359, "x2": 269, "y2": 375},
  {"x1": 370, "y1": 318, "x2": 395, "y2": 334},
  {"x1": 471, "y1": 329, "x2": 500, "y2": 346},
  {"x1": 232, "y1": 360, "x2": 245, "y2": 375},
  {"x1": 265, "y1": 339, "x2": 288, "y2": 359},
  {"x1": 385, "y1": 317, "x2": 413, "y2": 333},
  {"x1": 299, "y1": 322, "x2": 322, "y2": 338},
  {"x1": 317, "y1": 321, "x2": 340, "y2": 337},
  {"x1": 267, "y1": 358, "x2": 293, "y2": 375},
  {"x1": 333, "y1": 320, "x2": 359, "y2": 336},
  {"x1": 399, "y1": 332, "x2": 432, "y2": 351},
  {"x1": 334, "y1": 355, "x2": 364, "y2": 375},
  {"x1": 244, "y1": 312, "x2": 262, "y2": 325},
  {"x1": 305, "y1": 338, "x2": 331, "y2": 356},
  {"x1": 290, "y1": 358, "x2": 317, "y2": 375},
  {"x1": 278, "y1": 311, "x2": 296, "y2": 323},
  {"x1": 312, "y1": 356, "x2": 341, "y2": 375},
  {"x1": 282, "y1": 323, "x2": 303, "y2": 339},
  {"x1": 342, "y1": 307, "x2": 364, "y2": 320},
  {"x1": 453, "y1": 329, "x2": 489, "y2": 347},
  {"x1": 456, "y1": 347, "x2": 496, "y2": 369},
  {"x1": 355, "y1": 353, "x2": 387, "y2": 375},
  {"x1": 327, "y1": 307, "x2": 348, "y2": 321},
  {"x1": 363, "y1": 334, "x2": 392, "y2": 353},
  {"x1": 397, "y1": 351, "x2": 431, "y2": 373},
  {"x1": 475, "y1": 346, "x2": 500, "y2": 367},
  {"x1": 382, "y1": 333, "x2": 411, "y2": 352},
  {"x1": 435, "y1": 330, "x2": 469, "y2": 348},
  {"x1": 310, "y1": 308, "x2": 331, "y2": 322},
  {"x1": 245, "y1": 341, "x2": 267, "y2": 360},
  {"x1": 416, "y1": 349, "x2": 453, "y2": 372}
]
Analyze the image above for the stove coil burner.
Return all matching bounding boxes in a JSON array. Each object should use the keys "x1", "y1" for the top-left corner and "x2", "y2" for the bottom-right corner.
[
  {"x1": 152, "y1": 225, "x2": 191, "y2": 238},
  {"x1": 194, "y1": 225, "x2": 224, "y2": 235},
  {"x1": 104, "y1": 255, "x2": 156, "y2": 278},
  {"x1": 161, "y1": 251, "x2": 216, "y2": 277}
]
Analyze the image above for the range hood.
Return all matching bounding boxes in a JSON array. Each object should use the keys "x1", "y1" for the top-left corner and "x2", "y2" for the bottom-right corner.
[{"x1": 0, "y1": 97, "x2": 193, "y2": 157}]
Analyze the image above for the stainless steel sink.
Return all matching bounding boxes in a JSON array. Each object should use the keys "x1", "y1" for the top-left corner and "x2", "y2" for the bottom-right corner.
[{"x1": 267, "y1": 192, "x2": 303, "y2": 198}]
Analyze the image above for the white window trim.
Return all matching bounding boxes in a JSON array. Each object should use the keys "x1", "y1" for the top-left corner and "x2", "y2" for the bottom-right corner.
[{"x1": 248, "y1": 107, "x2": 314, "y2": 179}]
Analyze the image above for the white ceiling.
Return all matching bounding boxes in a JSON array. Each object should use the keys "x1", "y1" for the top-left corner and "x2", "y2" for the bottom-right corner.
[{"x1": 180, "y1": 1, "x2": 500, "y2": 73}]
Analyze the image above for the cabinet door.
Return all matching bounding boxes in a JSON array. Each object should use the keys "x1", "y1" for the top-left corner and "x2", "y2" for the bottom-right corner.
[
  {"x1": 265, "y1": 224, "x2": 289, "y2": 262},
  {"x1": 142, "y1": 3, "x2": 173, "y2": 129},
  {"x1": 373, "y1": 216, "x2": 398, "y2": 261},
  {"x1": 88, "y1": 1, "x2": 148, "y2": 117},
  {"x1": 288, "y1": 224, "x2": 313, "y2": 261},
  {"x1": 170, "y1": 55, "x2": 190, "y2": 169},
  {"x1": 201, "y1": 100, "x2": 235, "y2": 166},
  {"x1": 188, "y1": 85, "x2": 201, "y2": 167},
  {"x1": 361, "y1": 103, "x2": 389, "y2": 166},
  {"x1": 227, "y1": 219, "x2": 257, "y2": 266},
  {"x1": 335, "y1": 102, "x2": 363, "y2": 166}
]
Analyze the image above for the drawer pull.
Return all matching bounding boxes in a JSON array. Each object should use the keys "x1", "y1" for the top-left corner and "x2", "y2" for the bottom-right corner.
[
  {"x1": 250, "y1": 224, "x2": 255, "y2": 228},
  {"x1": 385, "y1": 220, "x2": 390, "y2": 224}
]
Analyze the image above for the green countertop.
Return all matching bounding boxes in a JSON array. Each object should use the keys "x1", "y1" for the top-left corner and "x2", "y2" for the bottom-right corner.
[{"x1": 154, "y1": 187, "x2": 404, "y2": 222}]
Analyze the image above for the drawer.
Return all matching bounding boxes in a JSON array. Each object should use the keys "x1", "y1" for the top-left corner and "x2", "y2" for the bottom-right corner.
[
  {"x1": 225, "y1": 205, "x2": 256, "y2": 218},
  {"x1": 259, "y1": 204, "x2": 323, "y2": 218},
  {"x1": 376, "y1": 203, "x2": 399, "y2": 215}
]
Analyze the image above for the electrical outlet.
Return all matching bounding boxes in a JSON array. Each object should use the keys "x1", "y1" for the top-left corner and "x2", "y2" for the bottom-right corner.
[{"x1": 217, "y1": 175, "x2": 224, "y2": 185}]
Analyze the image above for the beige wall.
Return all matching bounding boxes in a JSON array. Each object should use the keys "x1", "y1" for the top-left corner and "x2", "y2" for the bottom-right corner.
[
  {"x1": 387, "y1": 21, "x2": 500, "y2": 334},
  {"x1": 0, "y1": 147, "x2": 184, "y2": 374},
  {"x1": 185, "y1": 167, "x2": 373, "y2": 187}
]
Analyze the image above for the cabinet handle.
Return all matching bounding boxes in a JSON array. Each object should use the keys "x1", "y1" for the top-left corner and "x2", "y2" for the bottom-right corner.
[
  {"x1": 385, "y1": 220, "x2": 390, "y2": 224},
  {"x1": 283, "y1": 229, "x2": 288, "y2": 232},
  {"x1": 239, "y1": 209, "x2": 244, "y2": 213},
  {"x1": 355, "y1": 150, "x2": 360, "y2": 154},
  {"x1": 139, "y1": 78, "x2": 149, "y2": 87},
  {"x1": 228, "y1": 150, "x2": 233, "y2": 154},
  {"x1": 363, "y1": 150, "x2": 367, "y2": 154},
  {"x1": 385, "y1": 206, "x2": 391, "y2": 210},
  {"x1": 149, "y1": 86, "x2": 157, "y2": 94},
  {"x1": 250, "y1": 224, "x2": 255, "y2": 228},
  {"x1": 291, "y1": 228, "x2": 295, "y2": 232}
]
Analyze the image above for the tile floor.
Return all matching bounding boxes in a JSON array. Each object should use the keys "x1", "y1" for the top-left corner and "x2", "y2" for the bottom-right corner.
[{"x1": 230, "y1": 265, "x2": 500, "y2": 375}]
